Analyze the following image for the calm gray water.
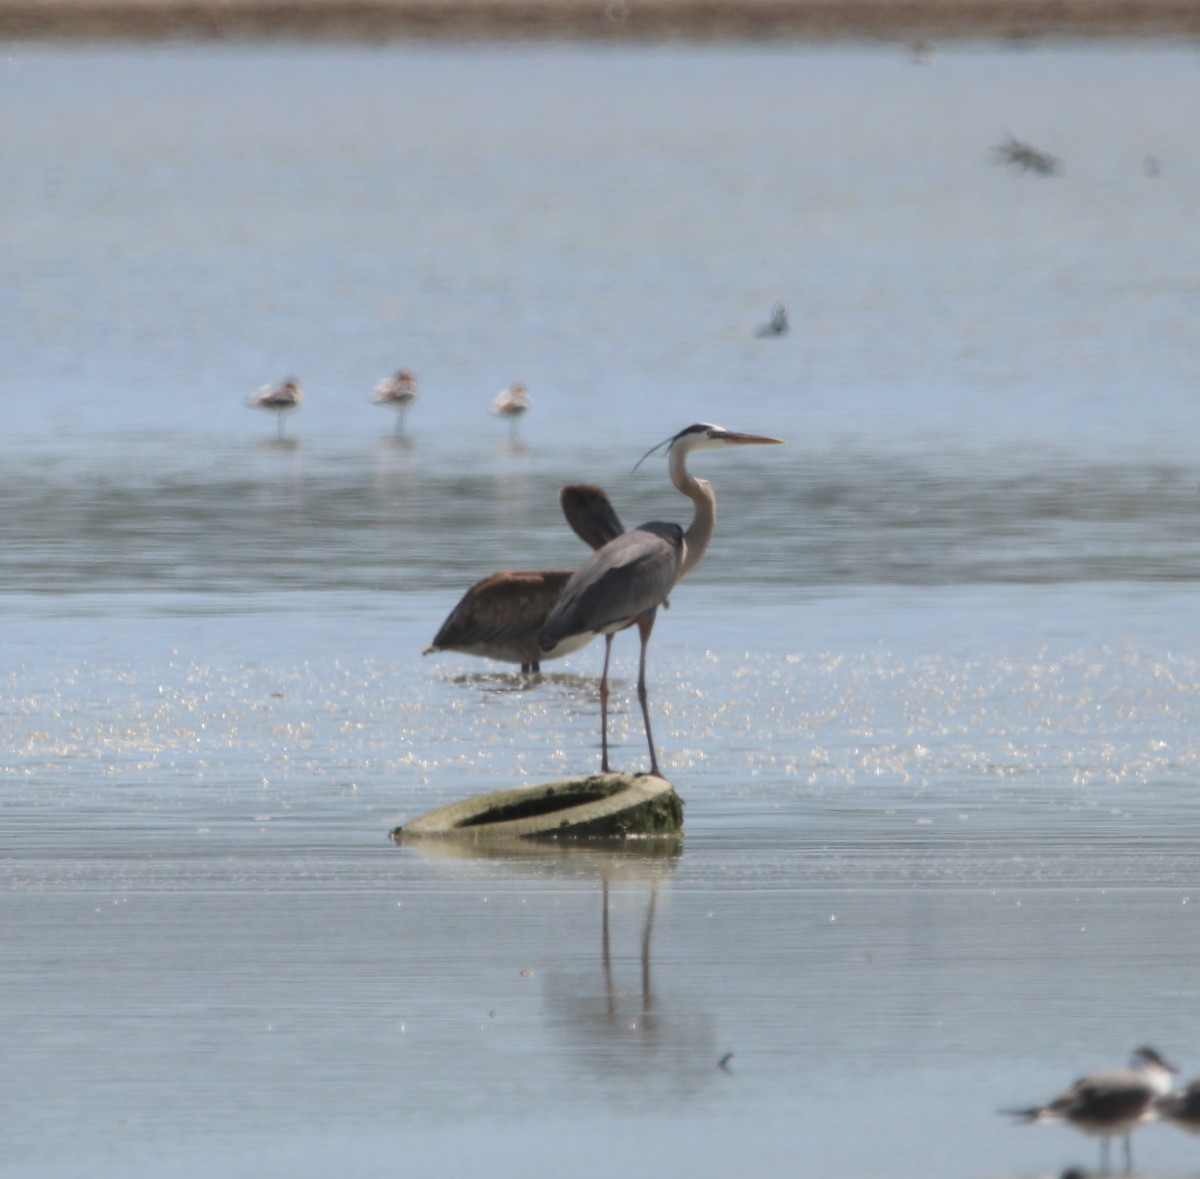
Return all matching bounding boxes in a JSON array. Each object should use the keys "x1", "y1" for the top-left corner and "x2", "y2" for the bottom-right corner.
[{"x1": 3, "y1": 38, "x2": 1200, "y2": 1179}]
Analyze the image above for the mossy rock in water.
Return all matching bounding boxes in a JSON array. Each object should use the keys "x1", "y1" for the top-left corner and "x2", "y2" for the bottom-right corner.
[{"x1": 391, "y1": 773, "x2": 683, "y2": 842}]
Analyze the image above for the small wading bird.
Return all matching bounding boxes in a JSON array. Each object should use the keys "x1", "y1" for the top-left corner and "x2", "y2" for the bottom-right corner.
[
  {"x1": 755, "y1": 303, "x2": 789, "y2": 337},
  {"x1": 1156, "y1": 1077, "x2": 1200, "y2": 1134},
  {"x1": 538, "y1": 423, "x2": 784, "y2": 778},
  {"x1": 490, "y1": 382, "x2": 531, "y2": 439},
  {"x1": 246, "y1": 377, "x2": 303, "y2": 440},
  {"x1": 424, "y1": 484, "x2": 626, "y2": 674},
  {"x1": 1001, "y1": 1046, "x2": 1179, "y2": 1172},
  {"x1": 371, "y1": 369, "x2": 418, "y2": 432}
]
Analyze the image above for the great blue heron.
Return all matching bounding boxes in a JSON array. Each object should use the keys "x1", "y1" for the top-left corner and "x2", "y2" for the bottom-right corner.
[
  {"x1": 538, "y1": 423, "x2": 784, "y2": 778},
  {"x1": 424, "y1": 484, "x2": 625, "y2": 674},
  {"x1": 1001, "y1": 1046, "x2": 1179, "y2": 1172},
  {"x1": 246, "y1": 377, "x2": 303, "y2": 440},
  {"x1": 372, "y1": 369, "x2": 418, "y2": 432},
  {"x1": 490, "y1": 382, "x2": 531, "y2": 439}
]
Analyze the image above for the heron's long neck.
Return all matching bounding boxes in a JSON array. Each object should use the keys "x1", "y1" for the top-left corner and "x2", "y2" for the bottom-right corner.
[{"x1": 670, "y1": 446, "x2": 716, "y2": 580}]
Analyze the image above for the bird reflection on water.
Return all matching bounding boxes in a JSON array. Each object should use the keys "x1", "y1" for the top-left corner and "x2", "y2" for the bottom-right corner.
[
  {"x1": 397, "y1": 836, "x2": 722, "y2": 1086},
  {"x1": 444, "y1": 669, "x2": 598, "y2": 696}
]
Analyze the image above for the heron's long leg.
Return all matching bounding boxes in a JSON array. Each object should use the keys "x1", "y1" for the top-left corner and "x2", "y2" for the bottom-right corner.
[
  {"x1": 276, "y1": 413, "x2": 285, "y2": 441},
  {"x1": 1122, "y1": 1133, "x2": 1133, "y2": 1173},
  {"x1": 599, "y1": 633, "x2": 614, "y2": 773},
  {"x1": 635, "y1": 609, "x2": 660, "y2": 777},
  {"x1": 1100, "y1": 1137, "x2": 1111, "y2": 1172}
]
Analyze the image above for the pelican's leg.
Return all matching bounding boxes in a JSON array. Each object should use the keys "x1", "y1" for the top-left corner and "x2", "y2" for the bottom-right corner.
[
  {"x1": 635, "y1": 609, "x2": 660, "y2": 778},
  {"x1": 599, "y1": 633, "x2": 614, "y2": 773}
]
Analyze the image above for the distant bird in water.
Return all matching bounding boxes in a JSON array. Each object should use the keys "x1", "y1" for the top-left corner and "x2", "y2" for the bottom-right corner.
[
  {"x1": 538, "y1": 423, "x2": 784, "y2": 778},
  {"x1": 490, "y1": 382, "x2": 531, "y2": 439},
  {"x1": 992, "y1": 134, "x2": 1061, "y2": 175},
  {"x1": 909, "y1": 39, "x2": 936, "y2": 64},
  {"x1": 371, "y1": 369, "x2": 418, "y2": 432},
  {"x1": 1001, "y1": 1046, "x2": 1178, "y2": 1172},
  {"x1": 424, "y1": 484, "x2": 626, "y2": 674},
  {"x1": 246, "y1": 377, "x2": 303, "y2": 440},
  {"x1": 1156, "y1": 1076, "x2": 1200, "y2": 1134},
  {"x1": 755, "y1": 303, "x2": 789, "y2": 338}
]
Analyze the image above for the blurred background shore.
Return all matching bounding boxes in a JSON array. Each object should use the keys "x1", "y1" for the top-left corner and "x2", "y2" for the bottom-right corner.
[{"x1": 3, "y1": 0, "x2": 1199, "y2": 41}]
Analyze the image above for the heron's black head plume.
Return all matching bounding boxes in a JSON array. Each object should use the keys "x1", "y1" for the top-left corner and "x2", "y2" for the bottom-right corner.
[{"x1": 632, "y1": 423, "x2": 716, "y2": 473}]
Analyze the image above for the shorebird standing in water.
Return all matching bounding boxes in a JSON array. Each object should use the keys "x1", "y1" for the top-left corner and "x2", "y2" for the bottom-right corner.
[
  {"x1": 490, "y1": 382, "x2": 531, "y2": 439},
  {"x1": 1002, "y1": 1046, "x2": 1179, "y2": 1172},
  {"x1": 755, "y1": 303, "x2": 789, "y2": 337},
  {"x1": 246, "y1": 377, "x2": 303, "y2": 440},
  {"x1": 371, "y1": 369, "x2": 418, "y2": 433}
]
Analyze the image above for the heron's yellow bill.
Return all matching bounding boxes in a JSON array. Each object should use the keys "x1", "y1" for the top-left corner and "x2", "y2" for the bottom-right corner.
[{"x1": 714, "y1": 430, "x2": 785, "y2": 446}]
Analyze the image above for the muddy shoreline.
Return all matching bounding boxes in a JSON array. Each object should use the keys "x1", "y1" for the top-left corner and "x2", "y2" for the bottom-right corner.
[{"x1": 4, "y1": 0, "x2": 1199, "y2": 42}]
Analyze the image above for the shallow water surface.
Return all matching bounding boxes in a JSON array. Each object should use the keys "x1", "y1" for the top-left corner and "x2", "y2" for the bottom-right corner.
[{"x1": 3, "y1": 38, "x2": 1200, "y2": 1179}]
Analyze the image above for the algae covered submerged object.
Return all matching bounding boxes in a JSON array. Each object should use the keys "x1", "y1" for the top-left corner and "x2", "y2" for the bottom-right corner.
[{"x1": 391, "y1": 773, "x2": 683, "y2": 842}]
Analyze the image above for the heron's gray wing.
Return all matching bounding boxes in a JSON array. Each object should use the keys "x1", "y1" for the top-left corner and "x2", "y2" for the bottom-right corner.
[
  {"x1": 539, "y1": 524, "x2": 682, "y2": 649},
  {"x1": 559, "y1": 483, "x2": 625, "y2": 551}
]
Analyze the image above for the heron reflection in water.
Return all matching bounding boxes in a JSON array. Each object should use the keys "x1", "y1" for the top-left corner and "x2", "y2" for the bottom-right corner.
[
  {"x1": 424, "y1": 484, "x2": 626, "y2": 675},
  {"x1": 1002, "y1": 1046, "x2": 1178, "y2": 1172},
  {"x1": 246, "y1": 377, "x2": 303, "y2": 440},
  {"x1": 539, "y1": 423, "x2": 784, "y2": 778},
  {"x1": 371, "y1": 369, "x2": 418, "y2": 433}
]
